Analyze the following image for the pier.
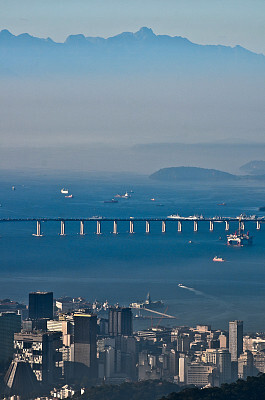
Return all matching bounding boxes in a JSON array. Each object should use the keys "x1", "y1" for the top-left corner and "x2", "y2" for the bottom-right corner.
[{"x1": 0, "y1": 217, "x2": 263, "y2": 236}]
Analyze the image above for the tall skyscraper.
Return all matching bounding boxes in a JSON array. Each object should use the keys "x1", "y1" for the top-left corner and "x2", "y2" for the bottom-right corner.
[
  {"x1": 229, "y1": 320, "x2": 243, "y2": 362},
  {"x1": 28, "y1": 292, "x2": 53, "y2": 320},
  {"x1": 0, "y1": 312, "x2": 21, "y2": 363},
  {"x1": 74, "y1": 313, "x2": 98, "y2": 381},
  {"x1": 108, "y1": 307, "x2": 133, "y2": 337}
]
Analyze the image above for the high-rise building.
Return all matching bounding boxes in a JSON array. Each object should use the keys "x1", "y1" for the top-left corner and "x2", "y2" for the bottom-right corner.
[
  {"x1": 14, "y1": 331, "x2": 62, "y2": 383},
  {"x1": 229, "y1": 320, "x2": 243, "y2": 362},
  {"x1": 108, "y1": 307, "x2": 133, "y2": 337},
  {"x1": 217, "y1": 349, "x2": 232, "y2": 384},
  {"x1": 28, "y1": 292, "x2": 53, "y2": 320},
  {"x1": 74, "y1": 313, "x2": 98, "y2": 381},
  {"x1": 0, "y1": 312, "x2": 21, "y2": 363}
]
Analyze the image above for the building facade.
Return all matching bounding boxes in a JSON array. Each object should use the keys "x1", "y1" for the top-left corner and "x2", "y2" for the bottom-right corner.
[
  {"x1": 29, "y1": 291, "x2": 53, "y2": 320},
  {"x1": 229, "y1": 320, "x2": 243, "y2": 362},
  {"x1": 108, "y1": 307, "x2": 133, "y2": 337},
  {"x1": 14, "y1": 331, "x2": 62, "y2": 383},
  {"x1": 74, "y1": 313, "x2": 98, "y2": 381}
]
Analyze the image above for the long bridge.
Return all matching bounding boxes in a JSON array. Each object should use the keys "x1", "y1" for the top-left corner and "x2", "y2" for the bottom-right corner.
[{"x1": 0, "y1": 217, "x2": 263, "y2": 236}]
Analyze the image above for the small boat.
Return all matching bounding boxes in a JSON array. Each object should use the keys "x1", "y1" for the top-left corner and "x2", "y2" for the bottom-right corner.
[
  {"x1": 150, "y1": 198, "x2": 155, "y2": 201},
  {"x1": 61, "y1": 188, "x2": 69, "y2": 194},
  {"x1": 213, "y1": 256, "x2": 225, "y2": 262},
  {"x1": 104, "y1": 199, "x2": 118, "y2": 203},
  {"x1": 65, "y1": 194, "x2": 73, "y2": 198},
  {"x1": 188, "y1": 240, "x2": 192, "y2": 244},
  {"x1": 12, "y1": 186, "x2": 15, "y2": 191},
  {"x1": 218, "y1": 202, "x2": 226, "y2": 206}
]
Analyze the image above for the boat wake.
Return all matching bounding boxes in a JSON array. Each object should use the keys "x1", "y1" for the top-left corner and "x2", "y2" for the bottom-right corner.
[{"x1": 178, "y1": 284, "x2": 204, "y2": 296}]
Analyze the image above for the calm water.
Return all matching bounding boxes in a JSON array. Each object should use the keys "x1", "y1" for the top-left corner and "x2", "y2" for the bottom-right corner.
[{"x1": 1, "y1": 171, "x2": 265, "y2": 332}]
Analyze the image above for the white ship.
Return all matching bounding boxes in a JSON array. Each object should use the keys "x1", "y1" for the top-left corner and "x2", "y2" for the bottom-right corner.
[
  {"x1": 213, "y1": 256, "x2": 225, "y2": 262},
  {"x1": 115, "y1": 191, "x2": 131, "y2": 199},
  {"x1": 61, "y1": 188, "x2": 69, "y2": 194},
  {"x1": 167, "y1": 214, "x2": 204, "y2": 220}
]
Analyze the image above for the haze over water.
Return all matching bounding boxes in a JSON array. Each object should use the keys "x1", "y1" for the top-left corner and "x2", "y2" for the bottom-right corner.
[{"x1": 1, "y1": 171, "x2": 265, "y2": 332}]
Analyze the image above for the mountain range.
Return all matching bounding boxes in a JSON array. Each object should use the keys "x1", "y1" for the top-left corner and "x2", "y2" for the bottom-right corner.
[{"x1": 0, "y1": 27, "x2": 264, "y2": 77}]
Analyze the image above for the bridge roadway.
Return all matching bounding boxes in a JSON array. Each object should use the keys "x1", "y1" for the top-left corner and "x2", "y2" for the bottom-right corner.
[
  {"x1": 0, "y1": 216, "x2": 262, "y2": 236},
  {"x1": 0, "y1": 217, "x2": 263, "y2": 222}
]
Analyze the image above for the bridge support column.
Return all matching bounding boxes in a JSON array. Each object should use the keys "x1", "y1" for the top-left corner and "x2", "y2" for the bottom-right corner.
[
  {"x1": 113, "y1": 220, "x2": 118, "y2": 234},
  {"x1": 210, "y1": 221, "x2": 214, "y2": 231},
  {"x1": 241, "y1": 222, "x2": 245, "y2": 231},
  {"x1": 178, "y1": 221, "x2": 182, "y2": 232},
  {"x1": 33, "y1": 220, "x2": 42, "y2": 236},
  {"x1": 146, "y1": 221, "x2": 150, "y2": 233},
  {"x1": 130, "y1": 220, "x2": 134, "y2": 234},
  {"x1": 162, "y1": 221, "x2": 166, "y2": 233},
  {"x1": 194, "y1": 221, "x2": 198, "y2": 232},
  {"x1": 257, "y1": 221, "x2": 261, "y2": 230},
  {"x1": 60, "y1": 221, "x2": 65, "y2": 236},
  {"x1": 97, "y1": 221, "x2": 102, "y2": 235},
  {"x1": 80, "y1": 221, "x2": 85, "y2": 235},
  {"x1": 225, "y1": 221, "x2": 229, "y2": 231}
]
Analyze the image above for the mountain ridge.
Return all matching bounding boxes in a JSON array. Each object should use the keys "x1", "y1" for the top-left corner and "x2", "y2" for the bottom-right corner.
[
  {"x1": 0, "y1": 27, "x2": 264, "y2": 77},
  {"x1": 0, "y1": 27, "x2": 263, "y2": 56}
]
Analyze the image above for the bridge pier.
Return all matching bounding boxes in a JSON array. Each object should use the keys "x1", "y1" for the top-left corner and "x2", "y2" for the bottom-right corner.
[
  {"x1": 162, "y1": 221, "x2": 166, "y2": 233},
  {"x1": 130, "y1": 220, "x2": 134, "y2": 234},
  {"x1": 97, "y1": 221, "x2": 102, "y2": 235},
  {"x1": 194, "y1": 221, "x2": 198, "y2": 232},
  {"x1": 178, "y1": 221, "x2": 182, "y2": 232},
  {"x1": 80, "y1": 221, "x2": 85, "y2": 235},
  {"x1": 225, "y1": 221, "x2": 229, "y2": 231},
  {"x1": 257, "y1": 221, "x2": 261, "y2": 230},
  {"x1": 113, "y1": 220, "x2": 118, "y2": 234},
  {"x1": 240, "y1": 221, "x2": 245, "y2": 231},
  {"x1": 33, "y1": 220, "x2": 42, "y2": 237},
  {"x1": 146, "y1": 221, "x2": 150, "y2": 233},
  {"x1": 209, "y1": 221, "x2": 214, "y2": 231},
  {"x1": 60, "y1": 221, "x2": 65, "y2": 236}
]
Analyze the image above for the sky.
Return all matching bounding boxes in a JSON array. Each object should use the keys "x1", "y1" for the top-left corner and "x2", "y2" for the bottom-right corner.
[
  {"x1": 0, "y1": 0, "x2": 265, "y2": 172},
  {"x1": 0, "y1": 0, "x2": 265, "y2": 54}
]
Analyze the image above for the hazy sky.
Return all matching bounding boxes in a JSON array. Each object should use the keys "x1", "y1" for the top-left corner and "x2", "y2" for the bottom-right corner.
[{"x1": 1, "y1": 0, "x2": 265, "y2": 54}]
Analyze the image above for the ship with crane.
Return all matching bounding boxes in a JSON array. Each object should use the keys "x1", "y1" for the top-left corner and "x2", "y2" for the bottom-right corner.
[
  {"x1": 130, "y1": 292, "x2": 164, "y2": 310},
  {"x1": 227, "y1": 216, "x2": 253, "y2": 246}
]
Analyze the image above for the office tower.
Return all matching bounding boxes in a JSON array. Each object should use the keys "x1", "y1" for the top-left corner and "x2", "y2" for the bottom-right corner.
[
  {"x1": 74, "y1": 313, "x2": 98, "y2": 380},
  {"x1": 28, "y1": 291, "x2": 53, "y2": 320},
  {"x1": 229, "y1": 320, "x2": 243, "y2": 361},
  {"x1": 218, "y1": 349, "x2": 232, "y2": 384},
  {"x1": 0, "y1": 312, "x2": 21, "y2": 363},
  {"x1": 14, "y1": 331, "x2": 62, "y2": 383},
  {"x1": 108, "y1": 307, "x2": 133, "y2": 337}
]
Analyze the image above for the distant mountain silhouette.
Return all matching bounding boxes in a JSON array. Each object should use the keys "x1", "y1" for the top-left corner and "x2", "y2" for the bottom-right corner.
[
  {"x1": 240, "y1": 160, "x2": 265, "y2": 175},
  {"x1": 0, "y1": 27, "x2": 264, "y2": 77},
  {"x1": 150, "y1": 167, "x2": 237, "y2": 181}
]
